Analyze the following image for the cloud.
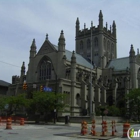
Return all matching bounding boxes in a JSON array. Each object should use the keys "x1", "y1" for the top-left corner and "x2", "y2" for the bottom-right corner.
[{"x1": 0, "y1": 0, "x2": 140, "y2": 82}]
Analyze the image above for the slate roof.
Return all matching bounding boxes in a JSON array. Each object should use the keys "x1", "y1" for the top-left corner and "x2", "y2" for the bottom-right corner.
[
  {"x1": 53, "y1": 44, "x2": 93, "y2": 68},
  {"x1": 108, "y1": 57, "x2": 129, "y2": 71},
  {"x1": 0, "y1": 80, "x2": 11, "y2": 87}
]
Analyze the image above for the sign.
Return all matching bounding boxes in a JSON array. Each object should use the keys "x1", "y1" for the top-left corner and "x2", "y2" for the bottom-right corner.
[
  {"x1": 127, "y1": 127, "x2": 140, "y2": 139},
  {"x1": 43, "y1": 86, "x2": 52, "y2": 92},
  {"x1": 33, "y1": 84, "x2": 36, "y2": 88},
  {"x1": 5, "y1": 104, "x2": 9, "y2": 109},
  {"x1": 104, "y1": 109, "x2": 108, "y2": 115}
]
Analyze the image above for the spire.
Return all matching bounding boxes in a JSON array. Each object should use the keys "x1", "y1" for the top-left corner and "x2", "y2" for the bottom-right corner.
[
  {"x1": 113, "y1": 20, "x2": 116, "y2": 27},
  {"x1": 106, "y1": 22, "x2": 108, "y2": 29},
  {"x1": 76, "y1": 17, "x2": 80, "y2": 36},
  {"x1": 76, "y1": 17, "x2": 80, "y2": 25},
  {"x1": 137, "y1": 48, "x2": 139, "y2": 55},
  {"x1": 31, "y1": 39, "x2": 36, "y2": 49},
  {"x1": 130, "y1": 44, "x2": 135, "y2": 56},
  {"x1": 99, "y1": 10, "x2": 103, "y2": 30},
  {"x1": 91, "y1": 21, "x2": 93, "y2": 27},
  {"x1": 58, "y1": 30, "x2": 65, "y2": 52},
  {"x1": 110, "y1": 25, "x2": 112, "y2": 33},
  {"x1": 84, "y1": 23, "x2": 86, "y2": 29},
  {"x1": 71, "y1": 51, "x2": 76, "y2": 63},
  {"x1": 30, "y1": 39, "x2": 37, "y2": 58},
  {"x1": 112, "y1": 20, "x2": 116, "y2": 38},
  {"x1": 99, "y1": 10, "x2": 103, "y2": 17},
  {"x1": 21, "y1": 61, "x2": 25, "y2": 76},
  {"x1": 71, "y1": 51, "x2": 76, "y2": 81},
  {"x1": 59, "y1": 30, "x2": 65, "y2": 41},
  {"x1": 46, "y1": 33, "x2": 48, "y2": 40}
]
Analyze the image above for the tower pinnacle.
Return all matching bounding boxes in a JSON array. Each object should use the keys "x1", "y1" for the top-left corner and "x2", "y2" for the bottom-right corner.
[
  {"x1": 99, "y1": 10, "x2": 103, "y2": 29},
  {"x1": 58, "y1": 30, "x2": 65, "y2": 52}
]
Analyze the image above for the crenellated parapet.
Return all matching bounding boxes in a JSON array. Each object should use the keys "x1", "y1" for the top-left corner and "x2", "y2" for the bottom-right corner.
[{"x1": 12, "y1": 75, "x2": 20, "y2": 84}]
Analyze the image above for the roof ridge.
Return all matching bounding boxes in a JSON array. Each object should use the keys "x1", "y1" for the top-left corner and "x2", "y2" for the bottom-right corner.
[{"x1": 112, "y1": 56, "x2": 129, "y2": 61}]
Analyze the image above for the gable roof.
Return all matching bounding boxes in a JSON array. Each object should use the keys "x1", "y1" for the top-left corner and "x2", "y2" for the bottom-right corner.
[
  {"x1": 0, "y1": 80, "x2": 11, "y2": 87},
  {"x1": 52, "y1": 44, "x2": 93, "y2": 68},
  {"x1": 108, "y1": 57, "x2": 129, "y2": 71}
]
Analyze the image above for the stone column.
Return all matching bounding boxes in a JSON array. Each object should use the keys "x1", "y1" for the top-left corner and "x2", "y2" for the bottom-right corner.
[{"x1": 112, "y1": 82, "x2": 118, "y2": 106}]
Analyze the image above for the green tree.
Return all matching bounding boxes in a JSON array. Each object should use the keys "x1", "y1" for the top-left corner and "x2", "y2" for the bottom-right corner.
[
  {"x1": 31, "y1": 91, "x2": 66, "y2": 113},
  {"x1": 107, "y1": 105, "x2": 120, "y2": 116},
  {"x1": 0, "y1": 96, "x2": 8, "y2": 115},
  {"x1": 5, "y1": 94, "x2": 30, "y2": 115},
  {"x1": 126, "y1": 88, "x2": 140, "y2": 121}
]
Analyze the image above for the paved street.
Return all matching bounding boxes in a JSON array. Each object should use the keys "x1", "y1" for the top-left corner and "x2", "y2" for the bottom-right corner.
[{"x1": 0, "y1": 122, "x2": 139, "y2": 140}]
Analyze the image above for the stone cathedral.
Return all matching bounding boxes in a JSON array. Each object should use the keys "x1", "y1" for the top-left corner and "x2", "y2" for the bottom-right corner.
[{"x1": 8, "y1": 10, "x2": 140, "y2": 116}]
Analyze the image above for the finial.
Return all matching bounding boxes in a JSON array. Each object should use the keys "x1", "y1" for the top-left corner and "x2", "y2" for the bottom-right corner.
[
  {"x1": 46, "y1": 34, "x2": 48, "y2": 40},
  {"x1": 22, "y1": 61, "x2": 25, "y2": 68},
  {"x1": 31, "y1": 38, "x2": 36, "y2": 47},
  {"x1": 73, "y1": 50, "x2": 75, "y2": 54},
  {"x1": 76, "y1": 17, "x2": 79, "y2": 24},
  {"x1": 99, "y1": 10, "x2": 103, "y2": 17},
  {"x1": 106, "y1": 22, "x2": 108, "y2": 29},
  {"x1": 113, "y1": 20, "x2": 116, "y2": 27},
  {"x1": 91, "y1": 21, "x2": 93, "y2": 27},
  {"x1": 110, "y1": 25, "x2": 112, "y2": 32},
  {"x1": 137, "y1": 48, "x2": 139, "y2": 55},
  {"x1": 84, "y1": 23, "x2": 86, "y2": 29}
]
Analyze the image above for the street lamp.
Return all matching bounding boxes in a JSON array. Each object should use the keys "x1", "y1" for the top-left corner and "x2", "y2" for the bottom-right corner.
[
  {"x1": 54, "y1": 75, "x2": 57, "y2": 124},
  {"x1": 99, "y1": 105, "x2": 105, "y2": 122}
]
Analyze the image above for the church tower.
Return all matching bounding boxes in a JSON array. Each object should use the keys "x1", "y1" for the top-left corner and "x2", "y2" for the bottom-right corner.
[{"x1": 75, "y1": 10, "x2": 117, "y2": 68}]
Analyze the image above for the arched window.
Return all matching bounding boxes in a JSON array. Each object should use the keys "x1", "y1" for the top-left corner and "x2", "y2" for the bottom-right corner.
[
  {"x1": 104, "y1": 38, "x2": 106, "y2": 50},
  {"x1": 107, "y1": 40, "x2": 110, "y2": 50},
  {"x1": 94, "y1": 37, "x2": 98, "y2": 47},
  {"x1": 76, "y1": 93, "x2": 81, "y2": 106},
  {"x1": 80, "y1": 40, "x2": 83, "y2": 50},
  {"x1": 39, "y1": 60, "x2": 51, "y2": 81},
  {"x1": 111, "y1": 43, "x2": 114, "y2": 53},
  {"x1": 87, "y1": 39, "x2": 90, "y2": 49}
]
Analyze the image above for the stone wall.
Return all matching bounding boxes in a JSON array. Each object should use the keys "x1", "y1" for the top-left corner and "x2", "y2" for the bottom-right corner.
[{"x1": 58, "y1": 116, "x2": 125, "y2": 124}]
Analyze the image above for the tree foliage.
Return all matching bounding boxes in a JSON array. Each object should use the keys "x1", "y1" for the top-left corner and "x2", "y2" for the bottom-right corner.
[
  {"x1": 1, "y1": 91, "x2": 66, "y2": 116},
  {"x1": 0, "y1": 96, "x2": 8, "y2": 110},
  {"x1": 125, "y1": 88, "x2": 140, "y2": 120},
  {"x1": 31, "y1": 91, "x2": 66, "y2": 113}
]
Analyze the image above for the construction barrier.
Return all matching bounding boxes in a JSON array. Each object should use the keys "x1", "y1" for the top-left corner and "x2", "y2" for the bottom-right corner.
[
  {"x1": 81, "y1": 121, "x2": 88, "y2": 135},
  {"x1": 104, "y1": 121, "x2": 108, "y2": 133},
  {"x1": 20, "y1": 118, "x2": 25, "y2": 125},
  {"x1": 111, "y1": 120, "x2": 116, "y2": 136},
  {"x1": 101, "y1": 121, "x2": 106, "y2": 136},
  {"x1": 123, "y1": 122, "x2": 130, "y2": 137},
  {"x1": 91, "y1": 120, "x2": 96, "y2": 136},
  {"x1": 6, "y1": 118, "x2": 12, "y2": 129}
]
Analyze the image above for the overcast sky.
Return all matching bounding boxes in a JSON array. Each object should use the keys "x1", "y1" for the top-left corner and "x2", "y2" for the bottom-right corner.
[{"x1": 0, "y1": 0, "x2": 140, "y2": 83}]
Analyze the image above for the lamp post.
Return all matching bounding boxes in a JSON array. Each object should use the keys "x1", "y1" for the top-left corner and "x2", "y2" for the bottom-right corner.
[
  {"x1": 100, "y1": 105, "x2": 105, "y2": 122},
  {"x1": 54, "y1": 75, "x2": 57, "y2": 124}
]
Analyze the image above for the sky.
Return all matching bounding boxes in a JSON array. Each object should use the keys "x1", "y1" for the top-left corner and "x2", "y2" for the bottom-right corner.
[{"x1": 0, "y1": 0, "x2": 140, "y2": 83}]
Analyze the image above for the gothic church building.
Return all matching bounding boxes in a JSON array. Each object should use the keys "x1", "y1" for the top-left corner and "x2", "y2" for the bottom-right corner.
[{"x1": 8, "y1": 10, "x2": 140, "y2": 116}]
